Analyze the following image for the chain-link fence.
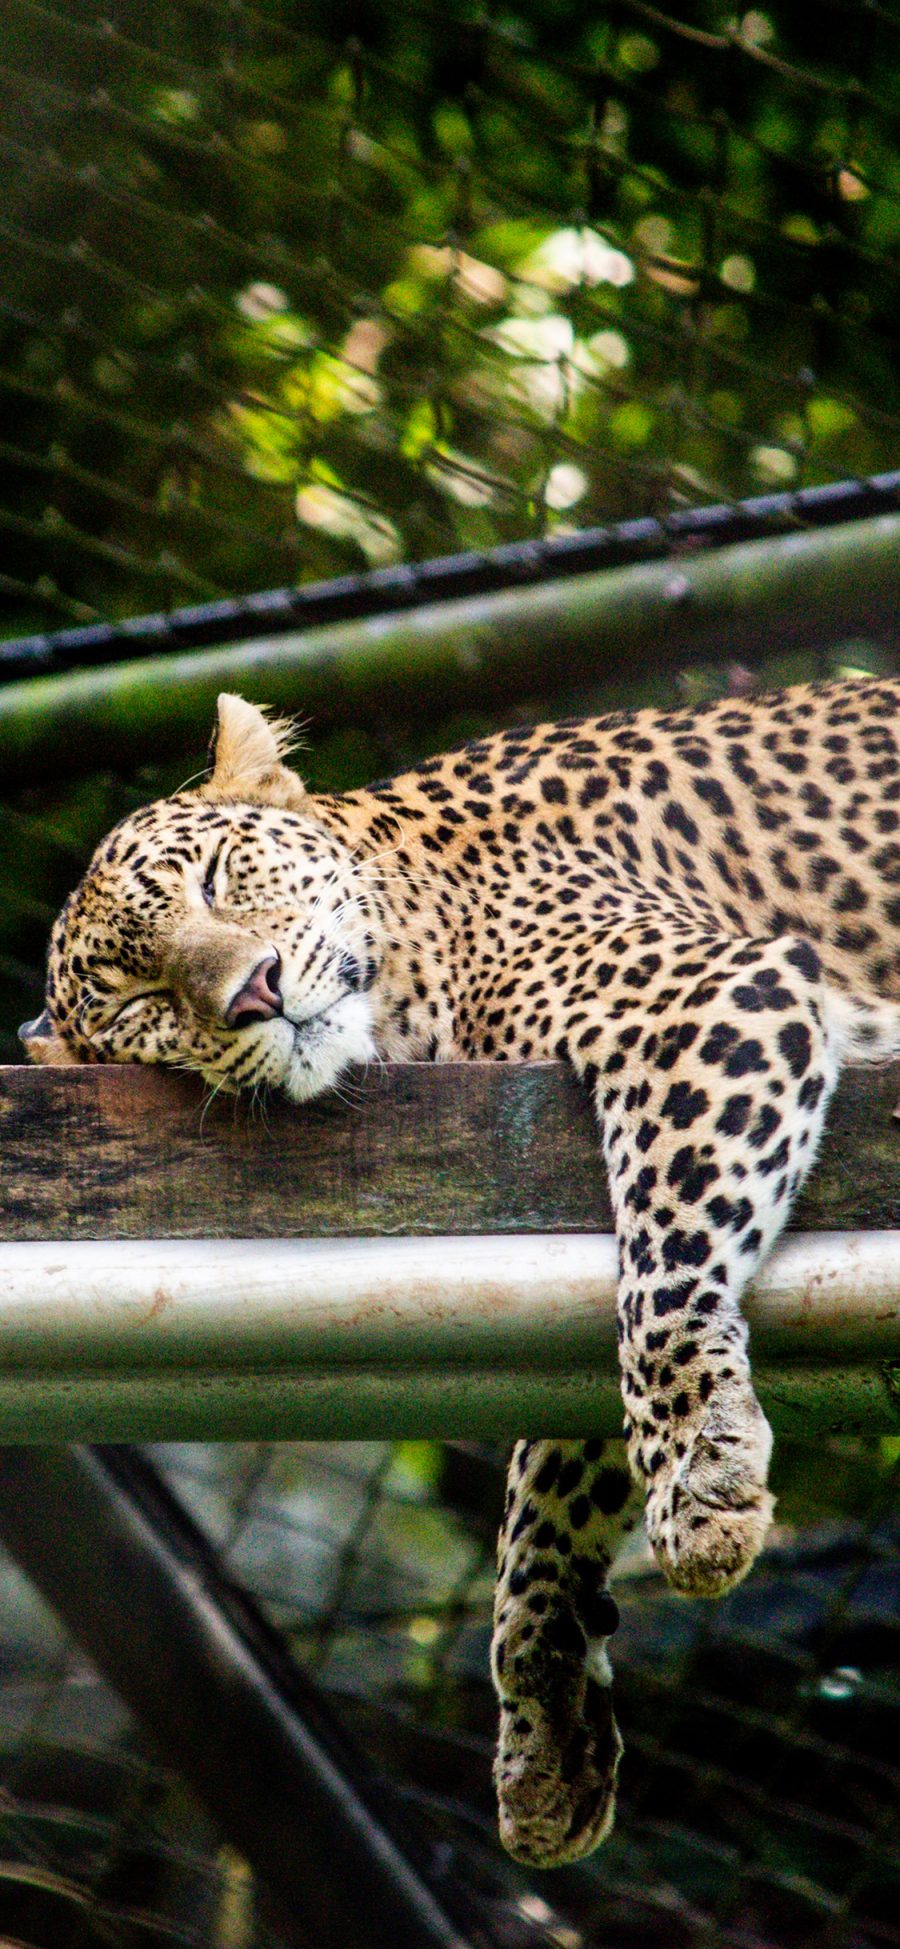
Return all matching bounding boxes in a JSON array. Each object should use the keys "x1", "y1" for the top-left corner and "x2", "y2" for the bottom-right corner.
[
  {"x1": 2, "y1": 7, "x2": 898, "y2": 1937},
  {"x1": 1, "y1": 1438, "x2": 898, "y2": 1948},
  {"x1": 3, "y1": 0, "x2": 900, "y2": 639}
]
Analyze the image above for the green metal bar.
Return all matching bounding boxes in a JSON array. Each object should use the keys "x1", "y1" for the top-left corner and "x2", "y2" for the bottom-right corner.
[
  {"x1": 0, "y1": 1366, "x2": 893, "y2": 1442},
  {"x1": 0, "y1": 510, "x2": 898, "y2": 785}
]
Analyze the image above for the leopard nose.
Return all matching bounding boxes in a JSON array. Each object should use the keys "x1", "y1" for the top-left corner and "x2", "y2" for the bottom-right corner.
[{"x1": 226, "y1": 952, "x2": 283, "y2": 1028}]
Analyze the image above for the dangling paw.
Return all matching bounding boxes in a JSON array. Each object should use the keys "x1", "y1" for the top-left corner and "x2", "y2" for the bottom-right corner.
[
  {"x1": 491, "y1": 1439, "x2": 636, "y2": 1862},
  {"x1": 642, "y1": 1387, "x2": 774, "y2": 1598},
  {"x1": 495, "y1": 1663, "x2": 623, "y2": 1867}
]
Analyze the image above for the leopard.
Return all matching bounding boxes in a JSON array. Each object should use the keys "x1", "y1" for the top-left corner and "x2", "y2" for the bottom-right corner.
[{"x1": 20, "y1": 677, "x2": 900, "y2": 1868}]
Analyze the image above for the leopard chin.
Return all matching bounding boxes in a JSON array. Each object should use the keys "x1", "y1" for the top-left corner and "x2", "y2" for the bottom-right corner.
[{"x1": 280, "y1": 993, "x2": 377, "y2": 1103}]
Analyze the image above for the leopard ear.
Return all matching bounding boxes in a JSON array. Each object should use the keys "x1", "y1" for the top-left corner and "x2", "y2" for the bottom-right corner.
[
  {"x1": 199, "y1": 694, "x2": 308, "y2": 808},
  {"x1": 18, "y1": 1009, "x2": 76, "y2": 1065}
]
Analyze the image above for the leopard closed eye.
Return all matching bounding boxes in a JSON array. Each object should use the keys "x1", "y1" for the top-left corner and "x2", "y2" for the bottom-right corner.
[{"x1": 24, "y1": 677, "x2": 900, "y2": 1868}]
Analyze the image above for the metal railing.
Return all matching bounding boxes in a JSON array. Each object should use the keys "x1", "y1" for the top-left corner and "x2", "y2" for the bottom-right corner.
[{"x1": 1, "y1": 1061, "x2": 897, "y2": 1440}]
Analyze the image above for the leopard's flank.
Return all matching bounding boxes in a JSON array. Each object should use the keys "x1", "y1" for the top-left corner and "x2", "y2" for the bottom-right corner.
[{"x1": 23, "y1": 678, "x2": 900, "y2": 1866}]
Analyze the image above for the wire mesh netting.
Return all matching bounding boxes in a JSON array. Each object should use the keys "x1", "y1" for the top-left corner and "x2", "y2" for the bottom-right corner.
[
  {"x1": 2, "y1": 5, "x2": 899, "y2": 1940},
  {"x1": 0, "y1": 1559, "x2": 286, "y2": 1947},
  {"x1": 3, "y1": 0, "x2": 900, "y2": 639},
  {"x1": 0, "y1": 1438, "x2": 898, "y2": 1948}
]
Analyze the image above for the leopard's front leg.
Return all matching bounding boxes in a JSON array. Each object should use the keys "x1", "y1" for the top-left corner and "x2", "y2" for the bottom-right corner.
[
  {"x1": 492, "y1": 1438, "x2": 641, "y2": 1866},
  {"x1": 564, "y1": 927, "x2": 843, "y2": 1598}
]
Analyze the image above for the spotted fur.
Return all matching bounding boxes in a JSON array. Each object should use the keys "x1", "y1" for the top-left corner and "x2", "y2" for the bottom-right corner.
[{"x1": 23, "y1": 679, "x2": 900, "y2": 1866}]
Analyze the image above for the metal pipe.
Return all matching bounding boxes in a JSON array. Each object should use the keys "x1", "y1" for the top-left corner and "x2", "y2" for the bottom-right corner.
[
  {"x1": 0, "y1": 1233, "x2": 895, "y2": 1439},
  {"x1": 0, "y1": 1232, "x2": 897, "y2": 1361},
  {"x1": 1, "y1": 508, "x2": 899, "y2": 786},
  {"x1": 0, "y1": 1365, "x2": 892, "y2": 1441},
  {"x1": 0, "y1": 1446, "x2": 475, "y2": 1949},
  {"x1": 5, "y1": 469, "x2": 899, "y2": 680}
]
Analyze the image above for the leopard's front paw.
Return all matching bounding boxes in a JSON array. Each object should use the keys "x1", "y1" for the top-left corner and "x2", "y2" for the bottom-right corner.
[{"x1": 642, "y1": 1391, "x2": 774, "y2": 1598}]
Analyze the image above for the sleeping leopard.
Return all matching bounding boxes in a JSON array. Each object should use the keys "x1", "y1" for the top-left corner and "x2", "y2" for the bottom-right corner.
[{"x1": 21, "y1": 676, "x2": 900, "y2": 1867}]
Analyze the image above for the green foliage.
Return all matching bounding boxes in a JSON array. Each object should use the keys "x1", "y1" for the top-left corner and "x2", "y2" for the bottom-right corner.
[{"x1": 1, "y1": 0, "x2": 899, "y2": 632}]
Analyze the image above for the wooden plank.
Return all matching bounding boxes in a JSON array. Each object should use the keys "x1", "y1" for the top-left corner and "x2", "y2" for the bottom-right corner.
[{"x1": 1, "y1": 1061, "x2": 898, "y2": 1240}]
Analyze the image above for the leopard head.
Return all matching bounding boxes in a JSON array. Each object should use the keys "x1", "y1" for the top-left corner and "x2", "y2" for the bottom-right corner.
[{"x1": 21, "y1": 695, "x2": 381, "y2": 1101}]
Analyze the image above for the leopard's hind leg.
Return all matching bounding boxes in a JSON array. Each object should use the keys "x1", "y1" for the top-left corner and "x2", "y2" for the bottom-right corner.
[{"x1": 492, "y1": 1438, "x2": 641, "y2": 1867}]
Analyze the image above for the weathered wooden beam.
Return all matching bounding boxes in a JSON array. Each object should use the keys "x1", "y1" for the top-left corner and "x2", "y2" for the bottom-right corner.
[{"x1": 1, "y1": 1061, "x2": 898, "y2": 1240}]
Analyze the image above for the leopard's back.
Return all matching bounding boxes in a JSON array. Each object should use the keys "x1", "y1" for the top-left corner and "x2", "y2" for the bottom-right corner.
[{"x1": 362, "y1": 675, "x2": 900, "y2": 1003}]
